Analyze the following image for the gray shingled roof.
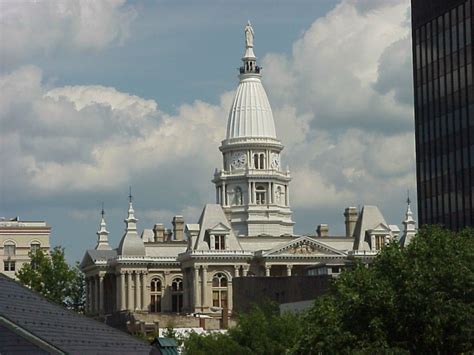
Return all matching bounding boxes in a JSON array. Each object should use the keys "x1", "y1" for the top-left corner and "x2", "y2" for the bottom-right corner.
[{"x1": 0, "y1": 274, "x2": 151, "y2": 354}]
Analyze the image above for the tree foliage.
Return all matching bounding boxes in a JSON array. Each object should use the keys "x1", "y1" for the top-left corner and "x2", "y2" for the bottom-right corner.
[
  {"x1": 293, "y1": 225, "x2": 474, "y2": 354},
  {"x1": 183, "y1": 302, "x2": 303, "y2": 355},
  {"x1": 16, "y1": 246, "x2": 85, "y2": 312}
]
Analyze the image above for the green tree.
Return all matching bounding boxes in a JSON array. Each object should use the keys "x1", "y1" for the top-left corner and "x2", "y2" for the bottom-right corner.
[
  {"x1": 183, "y1": 302, "x2": 303, "y2": 355},
  {"x1": 16, "y1": 246, "x2": 85, "y2": 312},
  {"x1": 293, "y1": 226, "x2": 474, "y2": 354}
]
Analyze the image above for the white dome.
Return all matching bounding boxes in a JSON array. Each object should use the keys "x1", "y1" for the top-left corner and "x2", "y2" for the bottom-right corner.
[{"x1": 226, "y1": 75, "x2": 277, "y2": 139}]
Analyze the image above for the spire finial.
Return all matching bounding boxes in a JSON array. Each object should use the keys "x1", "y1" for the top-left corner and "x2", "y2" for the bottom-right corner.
[
  {"x1": 406, "y1": 189, "x2": 411, "y2": 205},
  {"x1": 101, "y1": 202, "x2": 105, "y2": 217},
  {"x1": 129, "y1": 186, "x2": 133, "y2": 203}
]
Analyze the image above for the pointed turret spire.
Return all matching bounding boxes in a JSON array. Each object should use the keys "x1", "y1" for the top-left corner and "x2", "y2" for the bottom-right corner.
[
  {"x1": 118, "y1": 187, "x2": 145, "y2": 256},
  {"x1": 400, "y1": 190, "x2": 416, "y2": 247},
  {"x1": 95, "y1": 204, "x2": 111, "y2": 250}
]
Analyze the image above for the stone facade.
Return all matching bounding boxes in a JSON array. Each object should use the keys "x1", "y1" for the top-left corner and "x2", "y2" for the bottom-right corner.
[{"x1": 0, "y1": 218, "x2": 51, "y2": 279}]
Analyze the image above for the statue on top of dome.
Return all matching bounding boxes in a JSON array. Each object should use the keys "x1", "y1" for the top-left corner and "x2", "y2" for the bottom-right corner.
[{"x1": 245, "y1": 21, "x2": 254, "y2": 48}]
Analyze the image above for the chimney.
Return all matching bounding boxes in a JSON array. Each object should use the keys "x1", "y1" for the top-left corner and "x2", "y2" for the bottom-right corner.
[
  {"x1": 316, "y1": 224, "x2": 329, "y2": 237},
  {"x1": 344, "y1": 207, "x2": 358, "y2": 238},
  {"x1": 153, "y1": 223, "x2": 165, "y2": 242},
  {"x1": 172, "y1": 215, "x2": 185, "y2": 241},
  {"x1": 164, "y1": 228, "x2": 173, "y2": 241}
]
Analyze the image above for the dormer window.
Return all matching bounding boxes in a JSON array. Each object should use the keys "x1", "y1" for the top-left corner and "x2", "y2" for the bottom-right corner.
[
  {"x1": 374, "y1": 235, "x2": 386, "y2": 250},
  {"x1": 214, "y1": 235, "x2": 226, "y2": 250}
]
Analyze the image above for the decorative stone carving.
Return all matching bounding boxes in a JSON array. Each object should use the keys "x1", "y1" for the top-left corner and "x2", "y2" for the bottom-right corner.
[{"x1": 288, "y1": 242, "x2": 316, "y2": 254}]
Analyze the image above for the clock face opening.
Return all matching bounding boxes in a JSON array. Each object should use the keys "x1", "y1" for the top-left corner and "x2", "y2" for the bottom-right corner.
[{"x1": 231, "y1": 152, "x2": 247, "y2": 169}]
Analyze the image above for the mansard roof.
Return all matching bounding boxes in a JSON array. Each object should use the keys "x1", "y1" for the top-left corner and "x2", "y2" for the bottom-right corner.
[
  {"x1": 193, "y1": 204, "x2": 243, "y2": 251},
  {"x1": 352, "y1": 205, "x2": 390, "y2": 251},
  {"x1": 0, "y1": 274, "x2": 151, "y2": 354}
]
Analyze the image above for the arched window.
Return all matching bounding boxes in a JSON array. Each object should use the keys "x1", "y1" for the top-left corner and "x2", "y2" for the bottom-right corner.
[
  {"x1": 253, "y1": 153, "x2": 259, "y2": 169},
  {"x1": 171, "y1": 278, "x2": 183, "y2": 313},
  {"x1": 150, "y1": 278, "x2": 162, "y2": 313},
  {"x1": 212, "y1": 273, "x2": 228, "y2": 309},
  {"x1": 256, "y1": 185, "x2": 266, "y2": 205},
  {"x1": 4, "y1": 241, "x2": 15, "y2": 257},
  {"x1": 259, "y1": 153, "x2": 265, "y2": 169},
  {"x1": 233, "y1": 187, "x2": 243, "y2": 205},
  {"x1": 30, "y1": 242, "x2": 41, "y2": 255}
]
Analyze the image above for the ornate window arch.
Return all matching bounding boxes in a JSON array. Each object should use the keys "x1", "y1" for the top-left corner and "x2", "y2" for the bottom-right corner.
[
  {"x1": 171, "y1": 277, "x2": 183, "y2": 313},
  {"x1": 150, "y1": 277, "x2": 163, "y2": 313},
  {"x1": 3, "y1": 240, "x2": 16, "y2": 257},
  {"x1": 30, "y1": 241, "x2": 41, "y2": 255},
  {"x1": 212, "y1": 272, "x2": 228, "y2": 309}
]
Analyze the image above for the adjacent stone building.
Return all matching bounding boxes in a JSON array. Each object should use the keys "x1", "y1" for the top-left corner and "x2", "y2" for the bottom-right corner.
[
  {"x1": 80, "y1": 23, "x2": 416, "y2": 326},
  {"x1": 0, "y1": 218, "x2": 51, "y2": 279}
]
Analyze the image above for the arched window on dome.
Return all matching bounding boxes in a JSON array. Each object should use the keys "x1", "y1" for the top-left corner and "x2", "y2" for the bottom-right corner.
[
  {"x1": 253, "y1": 153, "x2": 265, "y2": 169},
  {"x1": 212, "y1": 273, "x2": 228, "y2": 309},
  {"x1": 171, "y1": 277, "x2": 183, "y2": 313},
  {"x1": 256, "y1": 185, "x2": 266, "y2": 205},
  {"x1": 233, "y1": 187, "x2": 243, "y2": 205},
  {"x1": 150, "y1": 278, "x2": 162, "y2": 313}
]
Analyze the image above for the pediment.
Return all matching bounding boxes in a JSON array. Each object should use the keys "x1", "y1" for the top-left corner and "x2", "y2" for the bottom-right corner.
[
  {"x1": 263, "y1": 236, "x2": 345, "y2": 257},
  {"x1": 368, "y1": 222, "x2": 391, "y2": 233},
  {"x1": 207, "y1": 222, "x2": 231, "y2": 233}
]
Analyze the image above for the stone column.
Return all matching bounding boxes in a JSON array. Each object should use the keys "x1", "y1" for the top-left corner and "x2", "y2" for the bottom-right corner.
[
  {"x1": 141, "y1": 272, "x2": 147, "y2": 312},
  {"x1": 247, "y1": 181, "x2": 251, "y2": 204},
  {"x1": 194, "y1": 266, "x2": 200, "y2": 311},
  {"x1": 286, "y1": 265, "x2": 293, "y2": 277},
  {"x1": 135, "y1": 271, "x2": 141, "y2": 311},
  {"x1": 242, "y1": 266, "x2": 249, "y2": 277},
  {"x1": 234, "y1": 265, "x2": 240, "y2": 278},
  {"x1": 99, "y1": 275, "x2": 104, "y2": 315},
  {"x1": 127, "y1": 271, "x2": 133, "y2": 311},
  {"x1": 252, "y1": 182, "x2": 256, "y2": 204},
  {"x1": 286, "y1": 184, "x2": 290, "y2": 206},
  {"x1": 265, "y1": 265, "x2": 271, "y2": 277},
  {"x1": 183, "y1": 269, "x2": 189, "y2": 310},
  {"x1": 210, "y1": 235, "x2": 215, "y2": 250},
  {"x1": 222, "y1": 182, "x2": 226, "y2": 206},
  {"x1": 120, "y1": 272, "x2": 126, "y2": 311},
  {"x1": 216, "y1": 187, "x2": 219, "y2": 204},
  {"x1": 84, "y1": 278, "x2": 89, "y2": 314},
  {"x1": 270, "y1": 182, "x2": 274, "y2": 204},
  {"x1": 115, "y1": 273, "x2": 122, "y2": 311},
  {"x1": 94, "y1": 276, "x2": 99, "y2": 314},
  {"x1": 201, "y1": 266, "x2": 207, "y2": 311}
]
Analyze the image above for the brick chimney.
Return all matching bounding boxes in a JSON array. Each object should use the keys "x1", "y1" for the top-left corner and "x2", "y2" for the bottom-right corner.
[
  {"x1": 152, "y1": 224, "x2": 165, "y2": 242},
  {"x1": 344, "y1": 207, "x2": 358, "y2": 238},
  {"x1": 172, "y1": 215, "x2": 185, "y2": 241},
  {"x1": 316, "y1": 224, "x2": 329, "y2": 237}
]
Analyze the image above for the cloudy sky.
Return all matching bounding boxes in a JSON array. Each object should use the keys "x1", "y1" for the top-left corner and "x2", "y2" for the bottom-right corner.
[{"x1": 0, "y1": 0, "x2": 415, "y2": 263}]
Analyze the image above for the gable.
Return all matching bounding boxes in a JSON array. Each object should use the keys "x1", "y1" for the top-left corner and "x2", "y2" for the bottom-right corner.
[{"x1": 263, "y1": 236, "x2": 346, "y2": 257}]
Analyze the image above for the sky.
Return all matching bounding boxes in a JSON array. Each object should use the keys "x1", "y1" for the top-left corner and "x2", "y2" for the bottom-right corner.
[{"x1": 0, "y1": 0, "x2": 416, "y2": 263}]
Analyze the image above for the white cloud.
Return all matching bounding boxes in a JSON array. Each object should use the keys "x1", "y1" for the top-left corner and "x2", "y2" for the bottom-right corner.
[
  {"x1": 0, "y1": 0, "x2": 137, "y2": 65},
  {"x1": 0, "y1": 66, "x2": 229, "y2": 203}
]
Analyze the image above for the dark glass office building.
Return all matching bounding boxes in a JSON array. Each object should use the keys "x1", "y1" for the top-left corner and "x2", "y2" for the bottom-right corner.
[{"x1": 412, "y1": 0, "x2": 474, "y2": 229}]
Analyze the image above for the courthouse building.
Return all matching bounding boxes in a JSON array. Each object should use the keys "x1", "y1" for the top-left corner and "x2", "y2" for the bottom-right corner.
[{"x1": 80, "y1": 24, "x2": 415, "y2": 323}]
